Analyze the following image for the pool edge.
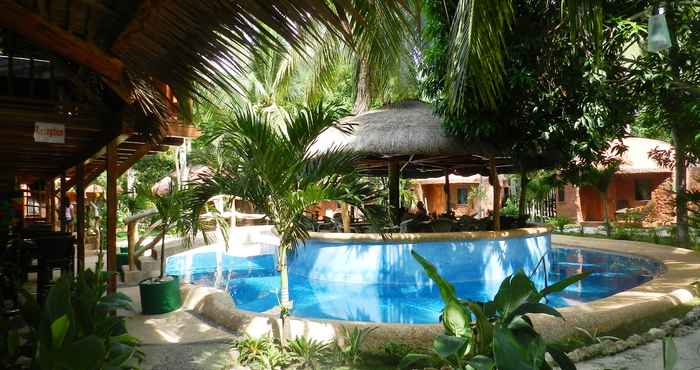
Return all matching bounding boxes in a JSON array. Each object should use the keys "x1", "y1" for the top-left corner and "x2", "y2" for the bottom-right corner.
[{"x1": 181, "y1": 234, "x2": 700, "y2": 349}]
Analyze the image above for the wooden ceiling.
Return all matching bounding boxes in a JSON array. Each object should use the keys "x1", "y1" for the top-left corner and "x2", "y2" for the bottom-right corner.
[{"x1": 0, "y1": 1, "x2": 199, "y2": 187}]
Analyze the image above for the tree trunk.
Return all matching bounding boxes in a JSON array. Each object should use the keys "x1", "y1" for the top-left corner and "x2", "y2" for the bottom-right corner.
[
  {"x1": 490, "y1": 157, "x2": 501, "y2": 231},
  {"x1": 160, "y1": 229, "x2": 166, "y2": 279},
  {"x1": 352, "y1": 57, "x2": 371, "y2": 115},
  {"x1": 672, "y1": 127, "x2": 690, "y2": 247},
  {"x1": 602, "y1": 191, "x2": 611, "y2": 238},
  {"x1": 278, "y1": 244, "x2": 290, "y2": 346},
  {"x1": 518, "y1": 171, "x2": 529, "y2": 219},
  {"x1": 388, "y1": 160, "x2": 401, "y2": 225}
]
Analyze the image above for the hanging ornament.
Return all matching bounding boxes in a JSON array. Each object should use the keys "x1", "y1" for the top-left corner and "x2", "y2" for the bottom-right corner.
[{"x1": 647, "y1": 9, "x2": 672, "y2": 53}]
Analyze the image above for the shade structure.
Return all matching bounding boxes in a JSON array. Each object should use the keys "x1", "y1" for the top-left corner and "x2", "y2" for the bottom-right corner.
[{"x1": 311, "y1": 101, "x2": 512, "y2": 178}]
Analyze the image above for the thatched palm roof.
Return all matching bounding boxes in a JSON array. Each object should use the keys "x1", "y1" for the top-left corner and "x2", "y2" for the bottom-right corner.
[{"x1": 312, "y1": 101, "x2": 511, "y2": 178}]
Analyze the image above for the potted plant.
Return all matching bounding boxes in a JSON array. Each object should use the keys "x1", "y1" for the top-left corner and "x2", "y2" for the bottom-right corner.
[{"x1": 138, "y1": 188, "x2": 184, "y2": 314}]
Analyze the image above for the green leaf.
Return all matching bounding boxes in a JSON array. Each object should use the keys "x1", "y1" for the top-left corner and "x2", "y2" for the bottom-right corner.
[
  {"x1": 444, "y1": 299, "x2": 471, "y2": 337},
  {"x1": 503, "y1": 302, "x2": 563, "y2": 324},
  {"x1": 546, "y1": 345, "x2": 576, "y2": 370},
  {"x1": 493, "y1": 326, "x2": 536, "y2": 370},
  {"x1": 411, "y1": 250, "x2": 457, "y2": 302},
  {"x1": 466, "y1": 355, "x2": 496, "y2": 370},
  {"x1": 399, "y1": 353, "x2": 432, "y2": 369},
  {"x1": 533, "y1": 271, "x2": 591, "y2": 302},
  {"x1": 507, "y1": 315, "x2": 534, "y2": 332},
  {"x1": 663, "y1": 336, "x2": 677, "y2": 370},
  {"x1": 433, "y1": 335, "x2": 468, "y2": 360},
  {"x1": 97, "y1": 293, "x2": 137, "y2": 312},
  {"x1": 58, "y1": 335, "x2": 106, "y2": 370},
  {"x1": 50, "y1": 315, "x2": 70, "y2": 349},
  {"x1": 494, "y1": 270, "x2": 537, "y2": 317},
  {"x1": 465, "y1": 301, "x2": 494, "y2": 354}
]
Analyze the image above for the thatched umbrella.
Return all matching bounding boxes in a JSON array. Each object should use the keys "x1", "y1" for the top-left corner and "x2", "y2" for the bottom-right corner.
[{"x1": 312, "y1": 101, "x2": 512, "y2": 222}]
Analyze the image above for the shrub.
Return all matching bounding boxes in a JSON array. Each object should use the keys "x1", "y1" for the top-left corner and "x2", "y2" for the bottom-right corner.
[
  {"x1": 500, "y1": 197, "x2": 520, "y2": 217},
  {"x1": 234, "y1": 335, "x2": 290, "y2": 369},
  {"x1": 334, "y1": 326, "x2": 376, "y2": 365},
  {"x1": 401, "y1": 251, "x2": 589, "y2": 370},
  {"x1": 287, "y1": 336, "x2": 330, "y2": 369},
  {"x1": 547, "y1": 215, "x2": 571, "y2": 232},
  {"x1": 383, "y1": 342, "x2": 414, "y2": 365}
]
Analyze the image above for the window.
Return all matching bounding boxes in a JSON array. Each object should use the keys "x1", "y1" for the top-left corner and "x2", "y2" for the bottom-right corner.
[
  {"x1": 457, "y1": 188, "x2": 468, "y2": 204},
  {"x1": 635, "y1": 179, "x2": 651, "y2": 201},
  {"x1": 558, "y1": 186, "x2": 566, "y2": 202}
]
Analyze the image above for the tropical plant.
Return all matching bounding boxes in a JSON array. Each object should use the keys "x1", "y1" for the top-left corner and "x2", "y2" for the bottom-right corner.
[
  {"x1": 548, "y1": 216, "x2": 572, "y2": 233},
  {"x1": 185, "y1": 101, "x2": 386, "y2": 336},
  {"x1": 574, "y1": 327, "x2": 621, "y2": 345},
  {"x1": 401, "y1": 251, "x2": 590, "y2": 370},
  {"x1": 383, "y1": 341, "x2": 414, "y2": 365},
  {"x1": 234, "y1": 335, "x2": 290, "y2": 370},
  {"x1": 333, "y1": 326, "x2": 376, "y2": 365},
  {"x1": 0, "y1": 265, "x2": 142, "y2": 370},
  {"x1": 287, "y1": 336, "x2": 330, "y2": 369},
  {"x1": 501, "y1": 197, "x2": 520, "y2": 218}
]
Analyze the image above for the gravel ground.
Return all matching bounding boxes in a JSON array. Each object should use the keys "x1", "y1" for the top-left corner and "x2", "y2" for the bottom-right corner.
[{"x1": 140, "y1": 340, "x2": 234, "y2": 370}]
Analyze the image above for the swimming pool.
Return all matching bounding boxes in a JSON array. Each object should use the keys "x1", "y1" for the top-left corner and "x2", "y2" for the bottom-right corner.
[{"x1": 166, "y1": 234, "x2": 662, "y2": 324}]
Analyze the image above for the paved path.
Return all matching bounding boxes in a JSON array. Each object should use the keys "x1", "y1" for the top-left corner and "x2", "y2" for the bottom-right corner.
[{"x1": 576, "y1": 330, "x2": 700, "y2": 370}]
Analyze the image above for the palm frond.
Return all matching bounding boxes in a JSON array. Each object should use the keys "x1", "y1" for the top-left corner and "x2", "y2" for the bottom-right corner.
[{"x1": 446, "y1": 0, "x2": 513, "y2": 112}]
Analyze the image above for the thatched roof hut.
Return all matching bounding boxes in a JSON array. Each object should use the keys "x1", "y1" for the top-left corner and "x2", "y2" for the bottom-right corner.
[{"x1": 312, "y1": 101, "x2": 511, "y2": 178}]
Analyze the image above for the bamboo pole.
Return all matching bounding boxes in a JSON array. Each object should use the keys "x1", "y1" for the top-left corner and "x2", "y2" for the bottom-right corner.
[{"x1": 76, "y1": 163, "x2": 85, "y2": 271}]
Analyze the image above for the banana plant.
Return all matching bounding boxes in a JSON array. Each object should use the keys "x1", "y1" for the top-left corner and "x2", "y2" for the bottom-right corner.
[
  {"x1": 402, "y1": 251, "x2": 590, "y2": 370},
  {"x1": 1, "y1": 266, "x2": 142, "y2": 370}
]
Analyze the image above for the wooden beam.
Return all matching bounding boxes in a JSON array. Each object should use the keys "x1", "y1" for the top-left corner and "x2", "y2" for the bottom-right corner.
[
  {"x1": 76, "y1": 162, "x2": 85, "y2": 271},
  {"x1": 106, "y1": 139, "x2": 118, "y2": 293},
  {"x1": 116, "y1": 143, "x2": 150, "y2": 177},
  {"x1": 0, "y1": 1, "x2": 124, "y2": 82},
  {"x1": 166, "y1": 124, "x2": 201, "y2": 139}
]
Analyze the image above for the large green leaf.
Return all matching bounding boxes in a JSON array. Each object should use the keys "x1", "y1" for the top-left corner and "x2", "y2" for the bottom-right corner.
[
  {"x1": 466, "y1": 355, "x2": 496, "y2": 370},
  {"x1": 493, "y1": 326, "x2": 536, "y2": 370},
  {"x1": 663, "y1": 336, "x2": 678, "y2": 370},
  {"x1": 494, "y1": 270, "x2": 537, "y2": 318},
  {"x1": 533, "y1": 271, "x2": 591, "y2": 302},
  {"x1": 503, "y1": 302, "x2": 563, "y2": 325},
  {"x1": 465, "y1": 301, "x2": 494, "y2": 354},
  {"x1": 58, "y1": 335, "x2": 106, "y2": 370},
  {"x1": 433, "y1": 335, "x2": 468, "y2": 360},
  {"x1": 444, "y1": 299, "x2": 471, "y2": 337},
  {"x1": 546, "y1": 345, "x2": 576, "y2": 370},
  {"x1": 399, "y1": 353, "x2": 433, "y2": 369},
  {"x1": 50, "y1": 315, "x2": 70, "y2": 349},
  {"x1": 97, "y1": 293, "x2": 137, "y2": 312},
  {"x1": 411, "y1": 250, "x2": 457, "y2": 303}
]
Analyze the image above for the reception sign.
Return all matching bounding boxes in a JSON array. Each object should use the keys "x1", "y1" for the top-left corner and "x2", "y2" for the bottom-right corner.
[{"x1": 34, "y1": 122, "x2": 65, "y2": 143}]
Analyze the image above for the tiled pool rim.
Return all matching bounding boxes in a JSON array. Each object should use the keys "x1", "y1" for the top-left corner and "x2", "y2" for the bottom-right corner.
[{"x1": 177, "y1": 230, "x2": 700, "y2": 349}]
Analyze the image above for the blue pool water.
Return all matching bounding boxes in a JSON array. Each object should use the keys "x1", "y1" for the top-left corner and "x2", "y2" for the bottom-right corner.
[{"x1": 166, "y1": 236, "x2": 662, "y2": 324}]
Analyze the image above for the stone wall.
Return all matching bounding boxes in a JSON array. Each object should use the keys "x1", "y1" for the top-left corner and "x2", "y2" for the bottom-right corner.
[{"x1": 645, "y1": 178, "x2": 676, "y2": 225}]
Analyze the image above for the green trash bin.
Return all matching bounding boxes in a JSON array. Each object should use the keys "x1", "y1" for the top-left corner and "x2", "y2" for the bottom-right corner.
[{"x1": 138, "y1": 276, "x2": 182, "y2": 315}]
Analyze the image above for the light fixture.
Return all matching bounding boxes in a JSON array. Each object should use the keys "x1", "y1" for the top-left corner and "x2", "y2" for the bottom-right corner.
[{"x1": 647, "y1": 6, "x2": 672, "y2": 53}]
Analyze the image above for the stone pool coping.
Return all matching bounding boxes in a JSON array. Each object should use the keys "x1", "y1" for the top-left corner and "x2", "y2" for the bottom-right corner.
[
  {"x1": 307, "y1": 226, "x2": 551, "y2": 242},
  {"x1": 180, "y1": 234, "x2": 700, "y2": 349}
]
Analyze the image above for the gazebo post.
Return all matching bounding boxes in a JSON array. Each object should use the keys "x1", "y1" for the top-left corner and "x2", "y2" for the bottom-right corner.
[
  {"x1": 76, "y1": 163, "x2": 85, "y2": 272},
  {"x1": 444, "y1": 170, "x2": 451, "y2": 215},
  {"x1": 388, "y1": 159, "x2": 400, "y2": 224},
  {"x1": 489, "y1": 157, "x2": 501, "y2": 231},
  {"x1": 106, "y1": 140, "x2": 118, "y2": 293},
  {"x1": 59, "y1": 174, "x2": 66, "y2": 232},
  {"x1": 47, "y1": 178, "x2": 55, "y2": 230}
]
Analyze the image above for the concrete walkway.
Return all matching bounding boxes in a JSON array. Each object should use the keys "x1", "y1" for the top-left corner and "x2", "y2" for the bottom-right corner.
[
  {"x1": 577, "y1": 330, "x2": 700, "y2": 370},
  {"x1": 119, "y1": 286, "x2": 238, "y2": 370}
]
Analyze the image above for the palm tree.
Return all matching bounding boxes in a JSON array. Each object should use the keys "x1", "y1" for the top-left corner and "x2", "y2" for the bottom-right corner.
[{"x1": 185, "y1": 101, "x2": 386, "y2": 316}]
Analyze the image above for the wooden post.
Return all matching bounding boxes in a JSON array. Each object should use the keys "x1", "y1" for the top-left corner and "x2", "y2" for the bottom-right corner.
[
  {"x1": 518, "y1": 170, "x2": 528, "y2": 219},
  {"x1": 489, "y1": 157, "x2": 501, "y2": 231},
  {"x1": 76, "y1": 163, "x2": 85, "y2": 271},
  {"x1": 388, "y1": 159, "x2": 400, "y2": 225},
  {"x1": 47, "y1": 178, "x2": 55, "y2": 230},
  {"x1": 59, "y1": 174, "x2": 66, "y2": 232},
  {"x1": 341, "y1": 202, "x2": 351, "y2": 233},
  {"x1": 127, "y1": 221, "x2": 137, "y2": 270},
  {"x1": 106, "y1": 140, "x2": 118, "y2": 293},
  {"x1": 444, "y1": 170, "x2": 451, "y2": 215}
]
